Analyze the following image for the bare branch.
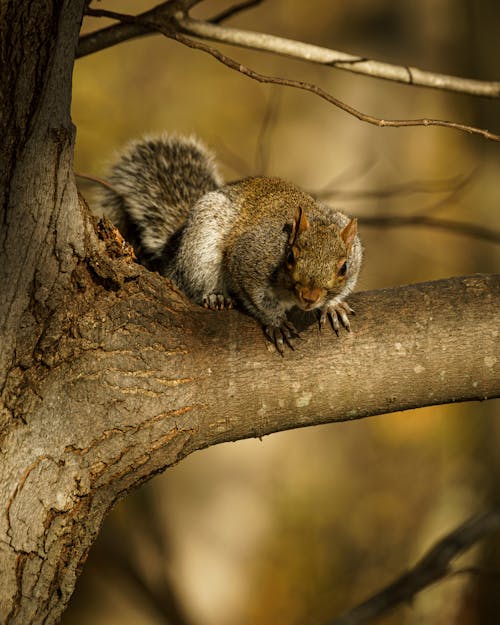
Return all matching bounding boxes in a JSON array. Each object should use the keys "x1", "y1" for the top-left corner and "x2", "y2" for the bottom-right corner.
[
  {"x1": 178, "y1": 16, "x2": 500, "y2": 98},
  {"x1": 313, "y1": 172, "x2": 474, "y2": 201},
  {"x1": 210, "y1": 0, "x2": 263, "y2": 24},
  {"x1": 170, "y1": 32, "x2": 500, "y2": 142},
  {"x1": 327, "y1": 510, "x2": 500, "y2": 625},
  {"x1": 359, "y1": 215, "x2": 500, "y2": 245},
  {"x1": 255, "y1": 89, "x2": 281, "y2": 175},
  {"x1": 79, "y1": 8, "x2": 500, "y2": 144},
  {"x1": 78, "y1": 9, "x2": 500, "y2": 142},
  {"x1": 183, "y1": 0, "x2": 205, "y2": 9},
  {"x1": 75, "y1": 171, "x2": 119, "y2": 193},
  {"x1": 315, "y1": 170, "x2": 496, "y2": 243},
  {"x1": 77, "y1": 8, "x2": 500, "y2": 142},
  {"x1": 77, "y1": 6, "x2": 500, "y2": 101},
  {"x1": 215, "y1": 140, "x2": 253, "y2": 177},
  {"x1": 78, "y1": 4, "x2": 175, "y2": 57}
]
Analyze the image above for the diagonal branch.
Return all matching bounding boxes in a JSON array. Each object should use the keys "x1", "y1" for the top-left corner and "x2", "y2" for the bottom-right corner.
[
  {"x1": 77, "y1": 5, "x2": 500, "y2": 99},
  {"x1": 313, "y1": 171, "x2": 476, "y2": 201},
  {"x1": 77, "y1": 8, "x2": 500, "y2": 142},
  {"x1": 170, "y1": 32, "x2": 500, "y2": 142},
  {"x1": 210, "y1": 0, "x2": 263, "y2": 24},
  {"x1": 78, "y1": 3, "x2": 174, "y2": 58},
  {"x1": 327, "y1": 510, "x2": 500, "y2": 625},
  {"x1": 177, "y1": 15, "x2": 500, "y2": 98},
  {"x1": 78, "y1": 8, "x2": 500, "y2": 142},
  {"x1": 358, "y1": 215, "x2": 500, "y2": 244}
]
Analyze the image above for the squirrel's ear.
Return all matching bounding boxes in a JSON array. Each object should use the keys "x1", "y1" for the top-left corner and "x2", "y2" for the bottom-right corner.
[
  {"x1": 289, "y1": 206, "x2": 309, "y2": 245},
  {"x1": 341, "y1": 218, "x2": 358, "y2": 251}
]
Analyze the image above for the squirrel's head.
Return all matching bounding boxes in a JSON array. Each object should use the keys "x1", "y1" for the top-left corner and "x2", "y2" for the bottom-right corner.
[{"x1": 285, "y1": 206, "x2": 358, "y2": 312}]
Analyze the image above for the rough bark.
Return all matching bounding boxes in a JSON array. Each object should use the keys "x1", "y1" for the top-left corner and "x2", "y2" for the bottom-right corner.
[
  {"x1": 0, "y1": 253, "x2": 498, "y2": 623},
  {"x1": 0, "y1": 0, "x2": 91, "y2": 391},
  {"x1": 0, "y1": 2, "x2": 499, "y2": 624}
]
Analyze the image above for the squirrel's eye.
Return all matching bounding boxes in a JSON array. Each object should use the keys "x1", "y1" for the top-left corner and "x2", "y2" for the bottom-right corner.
[
  {"x1": 287, "y1": 249, "x2": 295, "y2": 265},
  {"x1": 338, "y1": 261, "x2": 347, "y2": 276}
]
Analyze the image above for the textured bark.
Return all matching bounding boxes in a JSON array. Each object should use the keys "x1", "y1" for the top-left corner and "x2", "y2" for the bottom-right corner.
[
  {"x1": 0, "y1": 0, "x2": 90, "y2": 392},
  {"x1": 0, "y1": 257, "x2": 498, "y2": 623},
  {"x1": 0, "y1": 2, "x2": 499, "y2": 624}
]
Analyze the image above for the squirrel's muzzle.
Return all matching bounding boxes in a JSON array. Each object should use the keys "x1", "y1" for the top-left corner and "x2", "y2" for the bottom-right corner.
[{"x1": 296, "y1": 285, "x2": 325, "y2": 310}]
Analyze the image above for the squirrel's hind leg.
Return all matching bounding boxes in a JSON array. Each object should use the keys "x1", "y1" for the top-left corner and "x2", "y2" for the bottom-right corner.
[{"x1": 175, "y1": 190, "x2": 237, "y2": 310}]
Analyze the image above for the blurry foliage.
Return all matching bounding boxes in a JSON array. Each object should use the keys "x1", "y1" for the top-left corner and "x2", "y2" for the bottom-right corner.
[{"x1": 68, "y1": 1, "x2": 499, "y2": 624}]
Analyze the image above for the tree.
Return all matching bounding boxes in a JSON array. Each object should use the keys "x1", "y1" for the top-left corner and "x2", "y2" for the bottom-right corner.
[{"x1": 0, "y1": 2, "x2": 498, "y2": 624}]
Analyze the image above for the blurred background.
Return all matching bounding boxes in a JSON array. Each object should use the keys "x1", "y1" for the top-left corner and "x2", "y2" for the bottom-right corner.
[{"x1": 68, "y1": 0, "x2": 500, "y2": 623}]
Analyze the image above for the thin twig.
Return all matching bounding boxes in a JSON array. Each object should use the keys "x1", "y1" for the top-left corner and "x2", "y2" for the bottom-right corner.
[
  {"x1": 359, "y1": 215, "x2": 500, "y2": 244},
  {"x1": 327, "y1": 510, "x2": 500, "y2": 625},
  {"x1": 255, "y1": 89, "x2": 281, "y2": 175},
  {"x1": 79, "y1": 4, "x2": 175, "y2": 57},
  {"x1": 313, "y1": 172, "x2": 474, "y2": 201},
  {"x1": 77, "y1": 6, "x2": 500, "y2": 100},
  {"x1": 415, "y1": 168, "x2": 478, "y2": 216},
  {"x1": 211, "y1": 0, "x2": 263, "y2": 24},
  {"x1": 449, "y1": 566, "x2": 500, "y2": 581},
  {"x1": 75, "y1": 171, "x2": 118, "y2": 193},
  {"x1": 77, "y1": 9, "x2": 500, "y2": 142},
  {"x1": 171, "y1": 32, "x2": 500, "y2": 142},
  {"x1": 214, "y1": 141, "x2": 253, "y2": 177},
  {"x1": 176, "y1": 16, "x2": 500, "y2": 99}
]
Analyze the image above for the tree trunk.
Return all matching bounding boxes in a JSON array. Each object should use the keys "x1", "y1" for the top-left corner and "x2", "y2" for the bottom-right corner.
[
  {"x1": 0, "y1": 0, "x2": 91, "y2": 395},
  {"x1": 0, "y1": 3, "x2": 499, "y2": 624}
]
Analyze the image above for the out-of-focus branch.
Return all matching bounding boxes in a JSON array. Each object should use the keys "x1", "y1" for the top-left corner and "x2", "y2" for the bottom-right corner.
[
  {"x1": 327, "y1": 510, "x2": 500, "y2": 625},
  {"x1": 211, "y1": 0, "x2": 263, "y2": 24},
  {"x1": 358, "y1": 215, "x2": 500, "y2": 244},
  {"x1": 255, "y1": 90, "x2": 281, "y2": 175},
  {"x1": 314, "y1": 171, "x2": 476, "y2": 201}
]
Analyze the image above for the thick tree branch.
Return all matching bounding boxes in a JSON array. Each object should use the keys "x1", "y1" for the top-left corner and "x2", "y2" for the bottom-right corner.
[
  {"x1": 2, "y1": 4, "x2": 500, "y2": 623},
  {"x1": 328, "y1": 510, "x2": 500, "y2": 625},
  {"x1": 1, "y1": 207, "x2": 499, "y2": 623}
]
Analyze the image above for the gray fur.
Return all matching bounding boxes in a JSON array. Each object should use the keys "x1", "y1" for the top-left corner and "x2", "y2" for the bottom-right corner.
[
  {"x1": 172, "y1": 190, "x2": 237, "y2": 303},
  {"x1": 96, "y1": 133, "x2": 222, "y2": 262},
  {"x1": 95, "y1": 135, "x2": 362, "y2": 344}
]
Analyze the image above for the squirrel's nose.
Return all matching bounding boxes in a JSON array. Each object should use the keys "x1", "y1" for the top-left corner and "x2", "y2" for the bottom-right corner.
[{"x1": 298, "y1": 286, "x2": 323, "y2": 306}]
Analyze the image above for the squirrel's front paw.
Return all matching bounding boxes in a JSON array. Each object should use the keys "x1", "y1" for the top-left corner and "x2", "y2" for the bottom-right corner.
[
  {"x1": 319, "y1": 301, "x2": 354, "y2": 334},
  {"x1": 203, "y1": 293, "x2": 235, "y2": 311},
  {"x1": 264, "y1": 321, "x2": 300, "y2": 355}
]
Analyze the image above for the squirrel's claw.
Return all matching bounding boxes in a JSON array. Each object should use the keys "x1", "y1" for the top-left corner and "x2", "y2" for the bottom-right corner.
[
  {"x1": 319, "y1": 301, "x2": 354, "y2": 334},
  {"x1": 203, "y1": 293, "x2": 235, "y2": 310},
  {"x1": 264, "y1": 321, "x2": 300, "y2": 355}
]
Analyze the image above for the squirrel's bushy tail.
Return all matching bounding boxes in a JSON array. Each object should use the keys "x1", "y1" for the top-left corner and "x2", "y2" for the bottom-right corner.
[{"x1": 97, "y1": 133, "x2": 222, "y2": 263}]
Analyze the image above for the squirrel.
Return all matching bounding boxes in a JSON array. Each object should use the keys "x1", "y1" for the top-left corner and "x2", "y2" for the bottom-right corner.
[{"x1": 96, "y1": 133, "x2": 363, "y2": 353}]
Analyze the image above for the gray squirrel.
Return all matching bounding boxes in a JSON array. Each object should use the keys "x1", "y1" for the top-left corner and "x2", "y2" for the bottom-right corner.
[{"x1": 97, "y1": 133, "x2": 363, "y2": 353}]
